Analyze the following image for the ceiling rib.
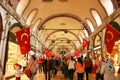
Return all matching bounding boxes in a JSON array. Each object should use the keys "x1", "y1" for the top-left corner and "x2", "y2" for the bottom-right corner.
[{"x1": 40, "y1": 28, "x2": 86, "y2": 30}]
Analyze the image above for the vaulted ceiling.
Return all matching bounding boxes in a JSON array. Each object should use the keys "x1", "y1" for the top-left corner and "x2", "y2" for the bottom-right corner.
[{"x1": 1, "y1": 0, "x2": 120, "y2": 54}]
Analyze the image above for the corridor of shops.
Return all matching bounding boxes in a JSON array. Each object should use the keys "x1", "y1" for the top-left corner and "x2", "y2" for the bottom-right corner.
[{"x1": 0, "y1": 0, "x2": 120, "y2": 80}]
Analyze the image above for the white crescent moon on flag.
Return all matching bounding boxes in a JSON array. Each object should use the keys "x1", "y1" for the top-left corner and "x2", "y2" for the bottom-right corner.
[
  {"x1": 107, "y1": 31, "x2": 113, "y2": 42},
  {"x1": 21, "y1": 33, "x2": 28, "y2": 44}
]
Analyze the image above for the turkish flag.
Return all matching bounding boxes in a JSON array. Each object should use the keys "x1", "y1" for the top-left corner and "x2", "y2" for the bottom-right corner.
[
  {"x1": 74, "y1": 50, "x2": 80, "y2": 58},
  {"x1": 37, "y1": 58, "x2": 43, "y2": 64},
  {"x1": 16, "y1": 27, "x2": 30, "y2": 54},
  {"x1": 105, "y1": 24, "x2": 119, "y2": 54},
  {"x1": 82, "y1": 38, "x2": 88, "y2": 51},
  {"x1": 43, "y1": 49, "x2": 49, "y2": 55},
  {"x1": 46, "y1": 51, "x2": 52, "y2": 58}
]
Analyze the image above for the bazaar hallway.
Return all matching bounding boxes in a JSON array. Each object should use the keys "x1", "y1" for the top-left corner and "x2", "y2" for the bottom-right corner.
[{"x1": 0, "y1": 0, "x2": 120, "y2": 80}]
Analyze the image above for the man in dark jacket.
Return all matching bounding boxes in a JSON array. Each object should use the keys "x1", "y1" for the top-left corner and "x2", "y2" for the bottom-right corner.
[
  {"x1": 50, "y1": 56, "x2": 56, "y2": 77},
  {"x1": 43, "y1": 57, "x2": 51, "y2": 80}
]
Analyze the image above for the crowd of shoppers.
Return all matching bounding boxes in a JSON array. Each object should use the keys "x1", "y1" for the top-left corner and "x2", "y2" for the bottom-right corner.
[
  {"x1": 23, "y1": 55, "x2": 61, "y2": 80},
  {"x1": 42, "y1": 56, "x2": 61, "y2": 80},
  {"x1": 9, "y1": 54, "x2": 120, "y2": 80},
  {"x1": 60, "y1": 54, "x2": 119, "y2": 80}
]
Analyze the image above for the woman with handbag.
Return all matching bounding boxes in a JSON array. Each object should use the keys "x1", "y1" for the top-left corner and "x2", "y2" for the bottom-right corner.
[{"x1": 25, "y1": 55, "x2": 37, "y2": 80}]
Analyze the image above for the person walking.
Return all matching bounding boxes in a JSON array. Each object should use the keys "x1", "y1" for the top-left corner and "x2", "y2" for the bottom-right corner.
[
  {"x1": 54, "y1": 57, "x2": 61, "y2": 75},
  {"x1": 50, "y1": 56, "x2": 56, "y2": 78},
  {"x1": 100, "y1": 57, "x2": 116, "y2": 80},
  {"x1": 68, "y1": 56, "x2": 75, "y2": 80},
  {"x1": 25, "y1": 55, "x2": 37, "y2": 80},
  {"x1": 44, "y1": 57, "x2": 51, "y2": 80},
  {"x1": 62, "y1": 57, "x2": 69, "y2": 79},
  {"x1": 94, "y1": 57, "x2": 101, "y2": 80},
  {"x1": 84, "y1": 56, "x2": 92, "y2": 80},
  {"x1": 75, "y1": 57, "x2": 85, "y2": 80}
]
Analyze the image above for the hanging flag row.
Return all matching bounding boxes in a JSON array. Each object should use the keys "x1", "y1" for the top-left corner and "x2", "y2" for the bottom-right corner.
[
  {"x1": 15, "y1": 24, "x2": 119, "y2": 55},
  {"x1": 81, "y1": 23, "x2": 120, "y2": 55}
]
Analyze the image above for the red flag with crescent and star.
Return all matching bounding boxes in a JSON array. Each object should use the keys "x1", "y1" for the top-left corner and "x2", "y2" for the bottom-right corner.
[
  {"x1": 106, "y1": 24, "x2": 119, "y2": 54},
  {"x1": 82, "y1": 38, "x2": 88, "y2": 51},
  {"x1": 16, "y1": 27, "x2": 30, "y2": 54},
  {"x1": 74, "y1": 49, "x2": 80, "y2": 58},
  {"x1": 46, "y1": 50, "x2": 52, "y2": 58}
]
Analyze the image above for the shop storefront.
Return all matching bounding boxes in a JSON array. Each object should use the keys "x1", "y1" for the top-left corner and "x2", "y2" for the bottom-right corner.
[
  {"x1": 5, "y1": 24, "x2": 27, "y2": 79},
  {"x1": 93, "y1": 35, "x2": 102, "y2": 59},
  {"x1": 5, "y1": 41, "x2": 26, "y2": 78}
]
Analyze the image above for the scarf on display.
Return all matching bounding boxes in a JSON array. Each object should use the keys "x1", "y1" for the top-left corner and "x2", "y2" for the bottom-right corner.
[{"x1": 105, "y1": 58, "x2": 114, "y2": 72}]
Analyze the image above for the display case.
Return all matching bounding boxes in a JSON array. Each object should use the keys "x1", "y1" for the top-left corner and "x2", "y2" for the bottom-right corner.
[{"x1": 5, "y1": 41, "x2": 26, "y2": 78}]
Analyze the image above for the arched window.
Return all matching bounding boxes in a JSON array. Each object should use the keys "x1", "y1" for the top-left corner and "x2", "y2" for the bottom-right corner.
[
  {"x1": 16, "y1": 0, "x2": 30, "y2": 16},
  {"x1": 91, "y1": 10, "x2": 102, "y2": 26},
  {"x1": 100, "y1": 0, "x2": 114, "y2": 16},
  {"x1": 76, "y1": 41, "x2": 80, "y2": 48},
  {"x1": 26, "y1": 9, "x2": 38, "y2": 25},
  {"x1": 80, "y1": 31, "x2": 85, "y2": 38},
  {"x1": 79, "y1": 35, "x2": 83, "y2": 43},
  {"x1": 86, "y1": 19, "x2": 94, "y2": 32},
  {"x1": 83, "y1": 30, "x2": 89, "y2": 38},
  {"x1": 32, "y1": 18, "x2": 42, "y2": 32}
]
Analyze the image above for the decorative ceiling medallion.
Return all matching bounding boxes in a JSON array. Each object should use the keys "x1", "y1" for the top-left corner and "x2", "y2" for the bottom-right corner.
[{"x1": 59, "y1": 0, "x2": 69, "y2": 2}]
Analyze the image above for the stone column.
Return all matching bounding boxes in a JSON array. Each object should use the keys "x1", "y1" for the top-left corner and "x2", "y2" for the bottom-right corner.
[{"x1": 1, "y1": 13, "x2": 11, "y2": 80}]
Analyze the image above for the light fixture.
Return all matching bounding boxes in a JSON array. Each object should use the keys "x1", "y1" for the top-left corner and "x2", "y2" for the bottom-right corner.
[{"x1": 64, "y1": 30, "x2": 67, "y2": 33}]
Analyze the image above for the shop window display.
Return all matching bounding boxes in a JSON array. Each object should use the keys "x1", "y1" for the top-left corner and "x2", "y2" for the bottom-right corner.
[
  {"x1": 5, "y1": 41, "x2": 26, "y2": 78},
  {"x1": 106, "y1": 41, "x2": 120, "y2": 77}
]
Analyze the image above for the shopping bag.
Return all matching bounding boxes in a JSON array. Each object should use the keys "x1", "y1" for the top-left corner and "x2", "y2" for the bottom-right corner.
[
  {"x1": 24, "y1": 69, "x2": 31, "y2": 78},
  {"x1": 92, "y1": 64, "x2": 98, "y2": 74}
]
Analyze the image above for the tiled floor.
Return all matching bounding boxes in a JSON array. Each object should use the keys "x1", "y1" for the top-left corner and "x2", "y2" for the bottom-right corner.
[
  {"x1": 51, "y1": 71, "x2": 95, "y2": 80},
  {"x1": 8, "y1": 65, "x2": 119, "y2": 80},
  {"x1": 10, "y1": 71, "x2": 96, "y2": 80}
]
